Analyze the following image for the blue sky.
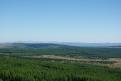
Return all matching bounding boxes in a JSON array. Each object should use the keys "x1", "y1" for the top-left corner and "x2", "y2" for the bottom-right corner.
[{"x1": 0, "y1": 0, "x2": 121, "y2": 43}]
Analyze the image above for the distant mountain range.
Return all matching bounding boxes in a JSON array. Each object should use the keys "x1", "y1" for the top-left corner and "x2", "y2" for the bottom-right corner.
[
  {"x1": 0, "y1": 42, "x2": 121, "y2": 49},
  {"x1": 55, "y1": 42, "x2": 121, "y2": 47},
  {"x1": 0, "y1": 43, "x2": 66, "y2": 49}
]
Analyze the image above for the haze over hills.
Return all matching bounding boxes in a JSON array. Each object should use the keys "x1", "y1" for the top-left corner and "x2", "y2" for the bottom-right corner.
[
  {"x1": 0, "y1": 43, "x2": 66, "y2": 49},
  {"x1": 57, "y1": 42, "x2": 121, "y2": 47},
  {"x1": 0, "y1": 42, "x2": 121, "y2": 49}
]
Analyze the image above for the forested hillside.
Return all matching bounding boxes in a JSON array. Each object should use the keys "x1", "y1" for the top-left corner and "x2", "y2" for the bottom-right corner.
[
  {"x1": 0, "y1": 43, "x2": 121, "y2": 81},
  {"x1": 0, "y1": 56, "x2": 121, "y2": 81}
]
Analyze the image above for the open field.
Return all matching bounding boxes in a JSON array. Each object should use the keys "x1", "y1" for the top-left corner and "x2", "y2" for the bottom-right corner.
[{"x1": 23, "y1": 55, "x2": 121, "y2": 69}]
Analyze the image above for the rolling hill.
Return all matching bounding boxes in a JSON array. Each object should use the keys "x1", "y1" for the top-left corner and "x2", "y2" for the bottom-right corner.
[
  {"x1": 0, "y1": 43, "x2": 67, "y2": 49},
  {"x1": 0, "y1": 43, "x2": 121, "y2": 58}
]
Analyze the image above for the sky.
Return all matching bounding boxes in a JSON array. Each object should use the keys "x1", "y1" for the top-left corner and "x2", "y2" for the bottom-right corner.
[{"x1": 0, "y1": 0, "x2": 121, "y2": 43}]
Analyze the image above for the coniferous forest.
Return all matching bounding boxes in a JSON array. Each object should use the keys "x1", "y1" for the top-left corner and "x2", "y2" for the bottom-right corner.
[
  {"x1": 0, "y1": 44, "x2": 121, "y2": 81},
  {"x1": 0, "y1": 56, "x2": 121, "y2": 81}
]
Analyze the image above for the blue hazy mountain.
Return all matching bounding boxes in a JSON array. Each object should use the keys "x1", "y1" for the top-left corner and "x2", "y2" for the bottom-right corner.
[
  {"x1": 56, "y1": 42, "x2": 121, "y2": 47},
  {"x1": 0, "y1": 43, "x2": 65, "y2": 49},
  {"x1": 0, "y1": 42, "x2": 121, "y2": 49}
]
